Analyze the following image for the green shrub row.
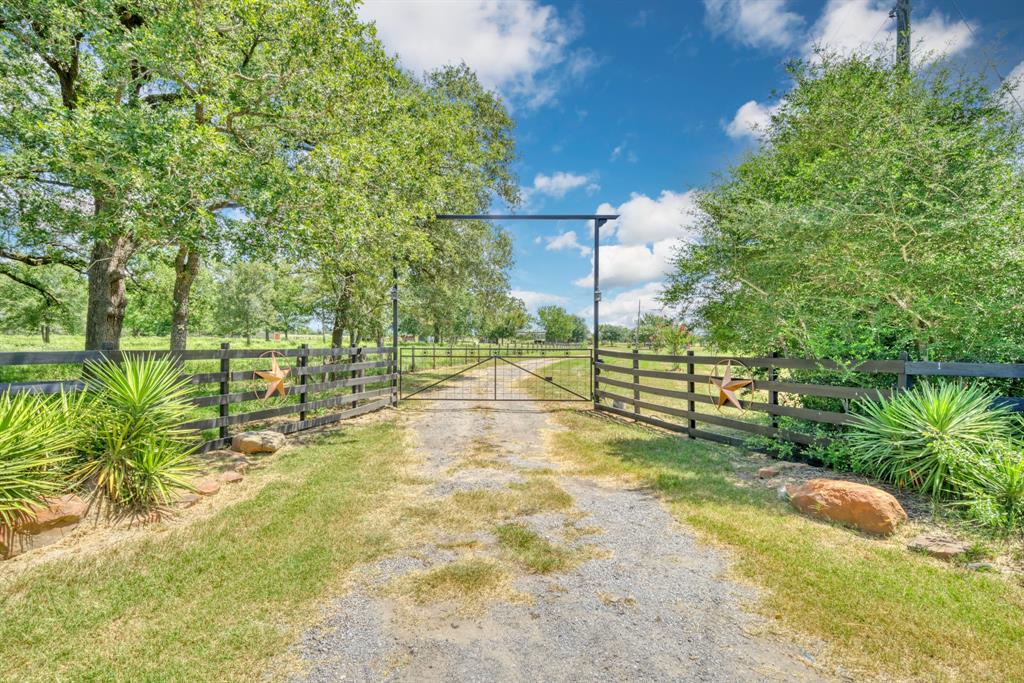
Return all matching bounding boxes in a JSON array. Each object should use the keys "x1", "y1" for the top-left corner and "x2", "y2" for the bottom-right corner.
[{"x1": 0, "y1": 357, "x2": 197, "y2": 529}]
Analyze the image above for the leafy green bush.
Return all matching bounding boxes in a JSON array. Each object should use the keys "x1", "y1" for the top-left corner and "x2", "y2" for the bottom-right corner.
[
  {"x1": 0, "y1": 391, "x2": 81, "y2": 528},
  {"x1": 953, "y1": 442, "x2": 1024, "y2": 535},
  {"x1": 76, "y1": 356, "x2": 197, "y2": 510},
  {"x1": 848, "y1": 382, "x2": 1014, "y2": 500}
]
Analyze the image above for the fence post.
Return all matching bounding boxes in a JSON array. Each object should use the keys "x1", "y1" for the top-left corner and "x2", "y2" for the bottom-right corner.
[
  {"x1": 351, "y1": 346, "x2": 363, "y2": 409},
  {"x1": 897, "y1": 351, "x2": 911, "y2": 391},
  {"x1": 219, "y1": 342, "x2": 230, "y2": 442},
  {"x1": 298, "y1": 343, "x2": 308, "y2": 423},
  {"x1": 632, "y1": 347, "x2": 641, "y2": 416},
  {"x1": 769, "y1": 350, "x2": 779, "y2": 433},
  {"x1": 686, "y1": 349, "x2": 696, "y2": 438}
]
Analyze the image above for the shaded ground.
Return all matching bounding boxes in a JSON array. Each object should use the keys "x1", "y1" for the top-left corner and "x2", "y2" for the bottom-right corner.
[{"x1": 289, "y1": 397, "x2": 829, "y2": 682}]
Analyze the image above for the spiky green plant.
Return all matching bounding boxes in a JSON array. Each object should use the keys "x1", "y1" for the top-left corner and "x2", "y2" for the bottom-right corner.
[
  {"x1": 848, "y1": 382, "x2": 1014, "y2": 499},
  {"x1": 0, "y1": 392, "x2": 79, "y2": 528},
  {"x1": 77, "y1": 356, "x2": 197, "y2": 510}
]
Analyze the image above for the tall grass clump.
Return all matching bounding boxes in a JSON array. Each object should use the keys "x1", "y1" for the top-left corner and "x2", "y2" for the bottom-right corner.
[
  {"x1": 0, "y1": 392, "x2": 82, "y2": 528},
  {"x1": 76, "y1": 356, "x2": 197, "y2": 511}
]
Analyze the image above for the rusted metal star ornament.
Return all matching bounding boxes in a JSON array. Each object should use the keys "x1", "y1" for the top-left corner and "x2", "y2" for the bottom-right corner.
[
  {"x1": 255, "y1": 353, "x2": 291, "y2": 399},
  {"x1": 709, "y1": 360, "x2": 753, "y2": 410}
]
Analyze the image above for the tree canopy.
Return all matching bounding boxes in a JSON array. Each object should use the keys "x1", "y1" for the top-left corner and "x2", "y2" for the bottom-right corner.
[
  {"x1": 663, "y1": 53, "x2": 1024, "y2": 362},
  {"x1": 0, "y1": 1, "x2": 521, "y2": 349}
]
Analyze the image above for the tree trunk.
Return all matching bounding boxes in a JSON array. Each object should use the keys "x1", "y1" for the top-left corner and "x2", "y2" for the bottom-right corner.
[
  {"x1": 264, "y1": 328, "x2": 270, "y2": 342},
  {"x1": 85, "y1": 234, "x2": 133, "y2": 350},
  {"x1": 41, "y1": 323, "x2": 50, "y2": 344},
  {"x1": 170, "y1": 245, "x2": 201, "y2": 352},
  {"x1": 331, "y1": 322, "x2": 344, "y2": 348}
]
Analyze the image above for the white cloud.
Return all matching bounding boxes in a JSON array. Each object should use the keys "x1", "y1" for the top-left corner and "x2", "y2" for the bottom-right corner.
[
  {"x1": 510, "y1": 289, "x2": 567, "y2": 312},
  {"x1": 358, "y1": 0, "x2": 591, "y2": 107},
  {"x1": 591, "y1": 282, "x2": 668, "y2": 326},
  {"x1": 704, "y1": 0, "x2": 805, "y2": 50},
  {"x1": 574, "y1": 239, "x2": 679, "y2": 289},
  {"x1": 610, "y1": 141, "x2": 638, "y2": 163},
  {"x1": 725, "y1": 99, "x2": 780, "y2": 140},
  {"x1": 527, "y1": 171, "x2": 599, "y2": 199},
  {"x1": 545, "y1": 230, "x2": 591, "y2": 256},
  {"x1": 595, "y1": 190, "x2": 700, "y2": 246},
  {"x1": 1005, "y1": 61, "x2": 1024, "y2": 108},
  {"x1": 806, "y1": 1, "x2": 973, "y2": 61}
]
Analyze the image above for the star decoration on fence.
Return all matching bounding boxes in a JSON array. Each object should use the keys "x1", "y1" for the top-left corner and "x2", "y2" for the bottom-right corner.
[
  {"x1": 255, "y1": 354, "x2": 291, "y2": 399},
  {"x1": 710, "y1": 360, "x2": 753, "y2": 410}
]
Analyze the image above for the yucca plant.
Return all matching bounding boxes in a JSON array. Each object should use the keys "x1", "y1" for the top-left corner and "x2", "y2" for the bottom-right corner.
[
  {"x1": 848, "y1": 382, "x2": 1014, "y2": 499},
  {"x1": 77, "y1": 356, "x2": 197, "y2": 511},
  {"x1": 0, "y1": 391, "x2": 79, "y2": 528}
]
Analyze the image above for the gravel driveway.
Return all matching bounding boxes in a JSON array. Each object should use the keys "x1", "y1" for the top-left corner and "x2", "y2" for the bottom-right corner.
[{"x1": 287, "y1": 391, "x2": 829, "y2": 682}]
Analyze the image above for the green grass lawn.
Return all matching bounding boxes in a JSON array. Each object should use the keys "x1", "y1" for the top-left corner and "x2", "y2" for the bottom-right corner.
[
  {"x1": 0, "y1": 419, "x2": 407, "y2": 682},
  {"x1": 549, "y1": 409, "x2": 1024, "y2": 682}
]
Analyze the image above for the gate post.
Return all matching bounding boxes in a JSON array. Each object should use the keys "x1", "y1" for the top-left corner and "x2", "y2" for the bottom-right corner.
[
  {"x1": 686, "y1": 349, "x2": 696, "y2": 438},
  {"x1": 592, "y1": 217, "x2": 606, "y2": 406}
]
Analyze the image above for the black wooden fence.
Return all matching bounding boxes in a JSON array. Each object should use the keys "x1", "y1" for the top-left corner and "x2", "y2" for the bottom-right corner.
[
  {"x1": 594, "y1": 349, "x2": 1024, "y2": 450},
  {"x1": 0, "y1": 345, "x2": 397, "y2": 450}
]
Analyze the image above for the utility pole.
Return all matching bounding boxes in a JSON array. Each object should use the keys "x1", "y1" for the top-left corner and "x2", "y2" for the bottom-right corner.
[
  {"x1": 634, "y1": 300, "x2": 641, "y2": 349},
  {"x1": 892, "y1": 0, "x2": 910, "y2": 69}
]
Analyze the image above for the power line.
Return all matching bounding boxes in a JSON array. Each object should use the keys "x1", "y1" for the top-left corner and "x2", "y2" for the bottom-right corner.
[{"x1": 948, "y1": 0, "x2": 1024, "y2": 117}]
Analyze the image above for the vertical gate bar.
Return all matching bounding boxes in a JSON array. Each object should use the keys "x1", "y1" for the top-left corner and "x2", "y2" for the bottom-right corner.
[
  {"x1": 494, "y1": 355, "x2": 498, "y2": 400},
  {"x1": 298, "y1": 343, "x2": 308, "y2": 423},
  {"x1": 769, "y1": 350, "x2": 779, "y2": 432},
  {"x1": 392, "y1": 268, "x2": 399, "y2": 406},
  {"x1": 686, "y1": 349, "x2": 696, "y2": 438},
  {"x1": 219, "y1": 342, "x2": 230, "y2": 442},
  {"x1": 632, "y1": 347, "x2": 640, "y2": 416}
]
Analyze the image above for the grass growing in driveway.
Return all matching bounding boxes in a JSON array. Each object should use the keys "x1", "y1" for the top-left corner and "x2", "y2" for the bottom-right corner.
[
  {"x1": 552, "y1": 410, "x2": 1024, "y2": 682},
  {"x1": 495, "y1": 523, "x2": 574, "y2": 573},
  {"x1": 0, "y1": 420, "x2": 407, "y2": 682}
]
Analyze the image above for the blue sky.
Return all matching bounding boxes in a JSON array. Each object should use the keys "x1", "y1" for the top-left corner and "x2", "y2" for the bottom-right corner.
[{"x1": 360, "y1": 0, "x2": 1024, "y2": 326}]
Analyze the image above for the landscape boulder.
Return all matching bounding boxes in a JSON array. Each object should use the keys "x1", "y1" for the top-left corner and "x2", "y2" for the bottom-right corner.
[
  {"x1": 907, "y1": 534, "x2": 970, "y2": 561},
  {"x1": 16, "y1": 494, "x2": 88, "y2": 534},
  {"x1": 177, "y1": 493, "x2": 201, "y2": 509},
  {"x1": 219, "y1": 471, "x2": 243, "y2": 484},
  {"x1": 231, "y1": 430, "x2": 287, "y2": 455},
  {"x1": 194, "y1": 478, "x2": 221, "y2": 496},
  {"x1": 788, "y1": 479, "x2": 907, "y2": 536},
  {"x1": 757, "y1": 466, "x2": 780, "y2": 479}
]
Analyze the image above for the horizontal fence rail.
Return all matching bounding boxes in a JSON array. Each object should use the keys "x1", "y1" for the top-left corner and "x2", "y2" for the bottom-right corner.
[
  {"x1": 594, "y1": 348, "x2": 1024, "y2": 450},
  {"x1": 0, "y1": 344, "x2": 397, "y2": 451}
]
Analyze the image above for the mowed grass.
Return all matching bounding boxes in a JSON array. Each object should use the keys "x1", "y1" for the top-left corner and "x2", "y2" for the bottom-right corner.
[
  {"x1": 551, "y1": 410, "x2": 1024, "y2": 682},
  {"x1": 0, "y1": 420, "x2": 407, "y2": 682}
]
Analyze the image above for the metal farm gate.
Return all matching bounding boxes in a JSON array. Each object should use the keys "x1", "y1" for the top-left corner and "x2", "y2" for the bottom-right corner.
[{"x1": 399, "y1": 346, "x2": 592, "y2": 401}]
